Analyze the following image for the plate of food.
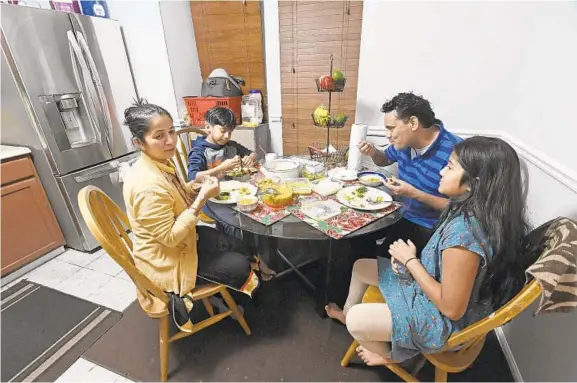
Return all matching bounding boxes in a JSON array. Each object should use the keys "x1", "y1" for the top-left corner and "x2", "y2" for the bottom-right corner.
[
  {"x1": 225, "y1": 167, "x2": 258, "y2": 182},
  {"x1": 210, "y1": 191, "x2": 237, "y2": 204},
  {"x1": 211, "y1": 182, "x2": 257, "y2": 204},
  {"x1": 358, "y1": 171, "x2": 387, "y2": 187},
  {"x1": 336, "y1": 185, "x2": 393, "y2": 211}
]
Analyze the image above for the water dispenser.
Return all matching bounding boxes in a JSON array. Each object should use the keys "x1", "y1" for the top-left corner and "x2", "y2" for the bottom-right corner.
[{"x1": 39, "y1": 93, "x2": 101, "y2": 151}]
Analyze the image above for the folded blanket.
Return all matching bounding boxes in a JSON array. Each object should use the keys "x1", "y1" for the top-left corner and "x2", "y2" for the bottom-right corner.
[{"x1": 526, "y1": 217, "x2": 577, "y2": 315}]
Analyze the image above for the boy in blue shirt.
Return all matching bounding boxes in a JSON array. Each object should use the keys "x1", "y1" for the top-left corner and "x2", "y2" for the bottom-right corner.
[
  {"x1": 187, "y1": 107, "x2": 276, "y2": 280},
  {"x1": 187, "y1": 107, "x2": 257, "y2": 181}
]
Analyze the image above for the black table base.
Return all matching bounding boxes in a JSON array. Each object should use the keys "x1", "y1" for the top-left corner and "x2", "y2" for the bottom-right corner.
[{"x1": 258, "y1": 235, "x2": 360, "y2": 317}]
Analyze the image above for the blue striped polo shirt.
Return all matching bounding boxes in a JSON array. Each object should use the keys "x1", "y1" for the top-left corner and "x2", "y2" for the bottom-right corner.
[{"x1": 385, "y1": 122, "x2": 462, "y2": 229}]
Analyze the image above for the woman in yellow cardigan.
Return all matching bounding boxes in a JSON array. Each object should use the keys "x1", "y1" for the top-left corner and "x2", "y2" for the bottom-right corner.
[{"x1": 122, "y1": 99, "x2": 259, "y2": 329}]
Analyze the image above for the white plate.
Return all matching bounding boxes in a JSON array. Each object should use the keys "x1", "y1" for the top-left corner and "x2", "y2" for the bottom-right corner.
[
  {"x1": 210, "y1": 191, "x2": 237, "y2": 204},
  {"x1": 336, "y1": 185, "x2": 393, "y2": 211},
  {"x1": 312, "y1": 179, "x2": 343, "y2": 196},
  {"x1": 328, "y1": 167, "x2": 358, "y2": 181},
  {"x1": 301, "y1": 200, "x2": 345, "y2": 221},
  {"x1": 210, "y1": 183, "x2": 257, "y2": 204}
]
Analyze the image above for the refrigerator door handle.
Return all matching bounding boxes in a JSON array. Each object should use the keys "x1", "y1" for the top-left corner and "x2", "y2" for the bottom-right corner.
[
  {"x1": 73, "y1": 160, "x2": 119, "y2": 183},
  {"x1": 76, "y1": 31, "x2": 114, "y2": 150},
  {"x1": 67, "y1": 30, "x2": 105, "y2": 145}
]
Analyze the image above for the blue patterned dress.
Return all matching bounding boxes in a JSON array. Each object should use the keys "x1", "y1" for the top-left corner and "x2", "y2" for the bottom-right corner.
[{"x1": 377, "y1": 214, "x2": 494, "y2": 362}]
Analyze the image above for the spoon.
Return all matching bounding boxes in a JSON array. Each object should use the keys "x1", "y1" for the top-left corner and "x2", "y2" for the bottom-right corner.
[{"x1": 366, "y1": 196, "x2": 384, "y2": 205}]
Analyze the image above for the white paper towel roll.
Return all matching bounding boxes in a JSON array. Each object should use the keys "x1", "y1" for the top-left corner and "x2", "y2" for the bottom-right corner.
[{"x1": 347, "y1": 123, "x2": 368, "y2": 171}]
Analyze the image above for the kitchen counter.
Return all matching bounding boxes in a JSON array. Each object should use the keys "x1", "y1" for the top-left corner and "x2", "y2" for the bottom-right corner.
[{"x1": 1, "y1": 145, "x2": 32, "y2": 161}]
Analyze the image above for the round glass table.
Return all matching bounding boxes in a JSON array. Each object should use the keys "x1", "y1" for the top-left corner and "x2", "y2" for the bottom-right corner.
[{"x1": 205, "y1": 191, "x2": 403, "y2": 317}]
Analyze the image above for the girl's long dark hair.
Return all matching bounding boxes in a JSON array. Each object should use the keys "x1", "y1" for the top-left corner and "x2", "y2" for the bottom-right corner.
[{"x1": 438, "y1": 136, "x2": 531, "y2": 308}]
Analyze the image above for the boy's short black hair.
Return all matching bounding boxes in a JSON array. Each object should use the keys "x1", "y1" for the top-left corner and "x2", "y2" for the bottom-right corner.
[
  {"x1": 205, "y1": 107, "x2": 236, "y2": 130},
  {"x1": 381, "y1": 92, "x2": 439, "y2": 128}
]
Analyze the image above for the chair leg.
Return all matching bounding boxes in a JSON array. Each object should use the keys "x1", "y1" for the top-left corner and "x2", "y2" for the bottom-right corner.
[
  {"x1": 202, "y1": 298, "x2": 215, "y2": 316},
  {"x1": 220, "y1": 288, "x2": 251, "y2": 335},
  {"x1": 341, "y1": 340, "x2": 359, "y2": 367},
  {"x1": 434, "y1": 367, "x2": 448, "y2": 382},
  {"x1": 159, "y1": 315, "x2": 170, "y2": 382}
]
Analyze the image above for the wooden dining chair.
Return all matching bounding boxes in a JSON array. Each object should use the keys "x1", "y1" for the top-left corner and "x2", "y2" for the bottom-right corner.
[
  {"x1": 78, "y1": 185, "x2": 251, "y2": 382},
  {"x1": 173, "y1": 126, "x2": 208, "y2": 179},
  {"x1": 340, "y1": 282, "x2": 541, "y2": 382},
  {"x1": 171, "y1": 126, "x2": 215, "y2": 225}
]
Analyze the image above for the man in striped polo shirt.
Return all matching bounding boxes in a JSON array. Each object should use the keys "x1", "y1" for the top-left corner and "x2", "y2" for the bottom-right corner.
[{"x1": 358, "y1": 92, "x2": 462, "y2": 258}]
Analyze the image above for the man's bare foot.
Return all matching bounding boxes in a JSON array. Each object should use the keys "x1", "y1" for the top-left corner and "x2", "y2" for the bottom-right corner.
[
  {"x1": 325, "y1": 303, "x2": 346, "y2": 325},
  {"x1": 356, "y1": 346, "x2": 394, "y2": 366}
]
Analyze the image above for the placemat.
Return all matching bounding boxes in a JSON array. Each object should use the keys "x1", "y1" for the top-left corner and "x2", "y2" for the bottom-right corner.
[
  {"x1": 291, "y1": 194, "x2": 400, "y2": 239},
  {"x1": 235, "y1": 202, "x2": 292, "y2": 226}
]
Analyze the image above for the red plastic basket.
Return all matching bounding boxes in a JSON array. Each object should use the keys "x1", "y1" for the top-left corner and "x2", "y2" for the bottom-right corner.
[{"x1": 183, "y1": 96, "x2": 242, "y2": 125}]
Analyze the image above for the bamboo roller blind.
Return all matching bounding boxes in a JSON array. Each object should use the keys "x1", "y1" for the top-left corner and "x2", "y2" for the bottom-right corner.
[
  {"x1": 190, "y1": 1, "x2": 268, "y2": 120},
  {"x1": 279, "y1": 1, "x2": 364, "y2": 155}
]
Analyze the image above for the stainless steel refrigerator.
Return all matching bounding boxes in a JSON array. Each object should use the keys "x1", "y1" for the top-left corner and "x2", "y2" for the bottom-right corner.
[{"x1": 1, "y1": 4, "x2": 139, "y2": 251}]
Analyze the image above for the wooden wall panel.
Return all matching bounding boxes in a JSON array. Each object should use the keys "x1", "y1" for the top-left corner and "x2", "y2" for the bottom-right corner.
[
  {"x1": 279, "y1": 1, "x2": 364, "y2": 155},
  {"x1": 190, "y1": 1, "x2": 267, "y2": 120}
]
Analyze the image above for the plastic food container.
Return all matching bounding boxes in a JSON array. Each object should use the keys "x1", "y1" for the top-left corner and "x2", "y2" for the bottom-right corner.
[
  {"x1": 302, "y1": 162, "x2": 325, "y2": 181},
  {"x1": 286, "y1": 178, "x2": 313, "y2": 195}
]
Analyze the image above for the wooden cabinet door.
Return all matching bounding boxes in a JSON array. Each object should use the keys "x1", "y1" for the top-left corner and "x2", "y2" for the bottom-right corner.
[{"x1": 1, "y1": 175, "x2": 64, "y2": 275}]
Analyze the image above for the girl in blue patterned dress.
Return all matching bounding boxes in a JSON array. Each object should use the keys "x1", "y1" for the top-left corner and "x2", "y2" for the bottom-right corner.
[{"x1": 326, "y1": 136, "x2": 532, "y2": 368}]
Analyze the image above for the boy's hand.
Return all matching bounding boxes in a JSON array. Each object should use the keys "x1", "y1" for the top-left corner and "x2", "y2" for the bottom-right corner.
[
  {"x1": 221, "y1": 156, "x2": 241, "y2": 171},
  {"x1": 242, "y1": 154, "x2": 257, "y2": 168}
]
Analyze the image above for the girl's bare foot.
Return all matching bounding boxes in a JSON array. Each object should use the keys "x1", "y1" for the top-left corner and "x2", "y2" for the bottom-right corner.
[
  {"x1": 325, "y1": 303, "x2": 346, "y2": 324},
  {"x1": 356, "y1": 346, "x2": 394, "y2": 366}
]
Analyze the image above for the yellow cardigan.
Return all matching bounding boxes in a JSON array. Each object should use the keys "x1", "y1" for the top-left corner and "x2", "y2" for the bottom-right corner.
[{"x1": 123, "y1": 152, "x2": 199, "y2": 316}]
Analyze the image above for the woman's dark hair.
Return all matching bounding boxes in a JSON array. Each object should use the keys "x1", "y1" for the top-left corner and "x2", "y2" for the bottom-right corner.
[
  {"x1": 438, "y1": 136, "x2": 531, "y2": 308},
  {"x1": 124, "y1": 98, "x2": 172, "y2": 141},
  {"x1": 205, "y1": 106, "x2": 236, "y2": 130},
  {"x1": 381, "y1": 92, "x2": 440, "y2": 128}
]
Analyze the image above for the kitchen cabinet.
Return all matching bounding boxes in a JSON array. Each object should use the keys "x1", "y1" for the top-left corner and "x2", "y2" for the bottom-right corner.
[{"x1": 1, "y1": 150, "x2": 64, "y2": 276}]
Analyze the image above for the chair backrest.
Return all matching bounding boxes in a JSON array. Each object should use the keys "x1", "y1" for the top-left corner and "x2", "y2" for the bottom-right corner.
[
  {"x1": 77, "y1": 185, "x2": 168, "y2": 306},
  {"x1": 173, "y1": 126, "x2": 208, "y2": 179},
  {"x1": 442, "y1": 279, "x2": 541, "y2": 351}
]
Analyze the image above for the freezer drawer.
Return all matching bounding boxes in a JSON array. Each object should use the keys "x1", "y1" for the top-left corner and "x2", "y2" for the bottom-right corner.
[{"x1": 57, "y1": 152, "x2": 138, "y2": 251}]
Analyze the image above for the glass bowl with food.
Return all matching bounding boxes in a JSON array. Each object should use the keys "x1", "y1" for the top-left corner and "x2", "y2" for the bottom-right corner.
[
  {"x1": 236, "y1": 195, "x2": 259, "y2": 213},
  {"x1": 224, "y1": 168, "x2": 252, "y2": 182},
  {"x1": 358, "y1": 172, "x2": 385, "y2": 187}
]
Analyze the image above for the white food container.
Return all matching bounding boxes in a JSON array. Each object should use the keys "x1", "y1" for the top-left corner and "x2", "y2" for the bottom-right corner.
[{"x1": 261, "y1": 159, "x2": 300, "y2": 180}]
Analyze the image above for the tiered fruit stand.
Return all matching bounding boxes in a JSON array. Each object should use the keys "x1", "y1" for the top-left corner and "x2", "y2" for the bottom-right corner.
[{"x1": 308, "y1": 54, "x2": 349, "y2": 166}]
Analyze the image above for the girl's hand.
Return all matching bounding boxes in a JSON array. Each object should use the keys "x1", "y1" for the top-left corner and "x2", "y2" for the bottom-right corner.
[
  {"x1": 198, "y1": 176, "x2": 220, "y2": 201},
  {"x1": 391, "y1": 257, "x2": 400, "y2": 274},
  {"x1": 388, "y1": 239, "x2": 417, "y2": 265}
]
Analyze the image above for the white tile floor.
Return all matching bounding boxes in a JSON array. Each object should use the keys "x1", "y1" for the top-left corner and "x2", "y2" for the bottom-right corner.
[
  {"x1": 55, "y1": 357, "x2": 134, "y2": 382},
  {"x1": 2, "y1": 247, "x2": 138, "y2": 382}
]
